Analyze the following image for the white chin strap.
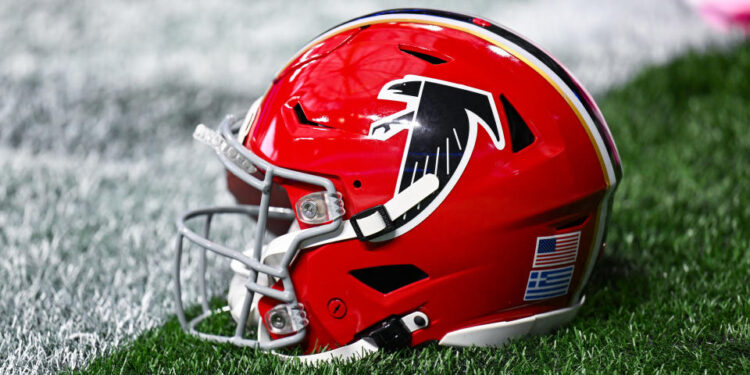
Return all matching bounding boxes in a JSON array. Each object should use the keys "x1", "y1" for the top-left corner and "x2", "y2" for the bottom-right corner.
[
  {"x1": 301, "y1": 173, "x2": 441, "y2": 246},
  {"x1": 273, "y1": 311, "x2": 430, "y2": 364},
  {"x1": 273, "y1": 339, "x2": 379, "y2": 364}
]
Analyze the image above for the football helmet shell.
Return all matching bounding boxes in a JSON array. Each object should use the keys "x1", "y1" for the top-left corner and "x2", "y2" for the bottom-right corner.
[{"x1": 174, "y1": 8, "x2": 622, "y2": 362}]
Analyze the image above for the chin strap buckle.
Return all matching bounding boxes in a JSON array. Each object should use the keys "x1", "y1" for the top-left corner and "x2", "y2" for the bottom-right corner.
[
  {"x1": 365, "y1": 317, "x2": 411, "y2": 351},
  {"x1": 348, "y1": 174, "x2": 440, "y2": 242},
  {"x1": 296, "y1": 175, "x2": 441, "y2": 249},
  {"x1": 363, "y1": 311, "x2": 431, "y2": 351},
  {"x1": 350, "y1": 205, "x2": 395, "y2": 241}
]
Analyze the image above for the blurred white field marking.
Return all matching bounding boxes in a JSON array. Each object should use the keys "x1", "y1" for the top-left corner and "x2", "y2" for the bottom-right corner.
[
  {"x1": 0, "y1": 0, "x2": 735, "y2": 95},
  {"x1": 0, "y1": 0, "x2": 738, "y2": 373},
  {"x1": 0, "y1": 145, "x2": 236, "y2": 373}
]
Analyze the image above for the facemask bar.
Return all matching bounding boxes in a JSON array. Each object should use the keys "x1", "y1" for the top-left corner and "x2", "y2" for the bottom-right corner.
[{"x1": 174, "y1": 115, "x2": 343, "y2": 349}]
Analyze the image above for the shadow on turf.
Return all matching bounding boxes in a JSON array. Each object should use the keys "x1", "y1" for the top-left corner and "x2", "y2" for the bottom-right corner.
[{"x1": 578, "y1": 253, "x2": 650, "y2": 319}]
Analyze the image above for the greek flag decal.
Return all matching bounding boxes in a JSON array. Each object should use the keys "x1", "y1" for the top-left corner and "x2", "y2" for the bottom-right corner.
[{"x1": 524, "y1": 265, "x2": 575, "y2": 301}]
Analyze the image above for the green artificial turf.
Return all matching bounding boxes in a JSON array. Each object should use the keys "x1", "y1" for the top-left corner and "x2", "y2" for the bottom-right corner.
[{"x1": 70, "y1": 43, "x2": 750, "y2": 374}]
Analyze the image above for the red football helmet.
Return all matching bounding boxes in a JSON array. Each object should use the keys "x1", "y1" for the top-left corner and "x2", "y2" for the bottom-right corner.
[{"x1": 174, "y1": 8, "x2": 622, "y2": 363}]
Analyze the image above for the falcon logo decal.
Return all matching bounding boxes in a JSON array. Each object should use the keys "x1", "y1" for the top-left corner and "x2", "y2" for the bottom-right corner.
[{"x1": 368, "y1": 75, "x2": 505, "y2": 235}]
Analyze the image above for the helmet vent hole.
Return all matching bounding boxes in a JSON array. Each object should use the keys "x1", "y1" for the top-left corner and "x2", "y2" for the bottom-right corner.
[
  {"x1": 556, "y1": 215, "x2": 589, "y2": 230},
  {"x1": 500, "y1": 94, "x2": 535, "y2": 152},
  {"x1": 350, "y1": 265, "x2": 428, "y2": 294},
  {"x1": 398, "y1": 44, "x2": 451, "y2": 65},
  {"x1": 353, "y1": 180, "x2": 362, "y2": 189},
  {"x1": 293, "y1": 102, "x2": 331, "y2": 128}
]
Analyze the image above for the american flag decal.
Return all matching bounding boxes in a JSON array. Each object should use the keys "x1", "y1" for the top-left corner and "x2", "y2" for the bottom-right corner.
[{"x1": 532, "y1": 231, "x2": 581, "y2": 268}]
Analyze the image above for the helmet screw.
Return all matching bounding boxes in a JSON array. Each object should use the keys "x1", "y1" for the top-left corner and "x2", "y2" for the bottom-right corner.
[
  {"x1": 300, "y1": 200, "x2": 318, "y2": 219},
  {"x1": 270, "y1": 312, "x2": 286, "y2": 329},
  {"x1": 327, "y1": 298, "x2": 347, "y2": 319}
]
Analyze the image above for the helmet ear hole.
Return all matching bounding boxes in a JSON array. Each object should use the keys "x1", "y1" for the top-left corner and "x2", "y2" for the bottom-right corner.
[{"x1": 353, "y1": 180, "x2": 362, "y2": 189}]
